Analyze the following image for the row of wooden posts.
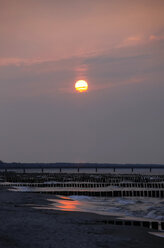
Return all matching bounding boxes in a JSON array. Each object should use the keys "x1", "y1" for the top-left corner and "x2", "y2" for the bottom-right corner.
[
  {"x1": 98, "y1": 219, "x2": 164, "y2": 231},
  {"x1": 1, "y1": 182, "x2": 164, "y2": 189},
  {"x1": 2, "y1": 173, "x2": 164, "y2": 183},
  {"x1": 37, "y1": 190, "x2": 164, "y2": 198}
]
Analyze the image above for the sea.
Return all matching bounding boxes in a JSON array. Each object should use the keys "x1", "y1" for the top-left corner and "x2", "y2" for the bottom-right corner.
[{"x1": 3, "y1": 167, "x2": 164, "y2": 224}]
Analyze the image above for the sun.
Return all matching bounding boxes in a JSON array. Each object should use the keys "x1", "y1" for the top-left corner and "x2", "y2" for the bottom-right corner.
[{"x1": 75, "y1": 80, "x2": 88, "y2": 93}]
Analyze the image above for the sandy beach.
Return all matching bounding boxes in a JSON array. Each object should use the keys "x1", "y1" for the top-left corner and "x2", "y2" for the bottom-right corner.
[{"x1": 0, "y1": 187, "x2": 164, "y2": 248}]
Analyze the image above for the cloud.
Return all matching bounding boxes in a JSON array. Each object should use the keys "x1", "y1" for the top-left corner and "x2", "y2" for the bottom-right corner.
[
  {"x1": 88, "y1": 76, "x2": 147, "y2": 93},
  {"x1": 117, "y1": 32, "x2": 164, "y2": 49},
  {"x1": 0, "y1": 57, "x2": 57, "y2": 67},
  {"x1": 1, "y1": 0, "x2": 164, "y2": 60},
  {"x1": 149, "y1": 34, "x2": 164, "y2": 41},
  {"x1": 0, "y1": 31, "x2": 163, "y2": 102},
  {"x1": 0, "y1": 0, "x2": 164, "y2": 164},
  {"x1": 118, "y1": 36, "x2": 143, "y2": 47}
]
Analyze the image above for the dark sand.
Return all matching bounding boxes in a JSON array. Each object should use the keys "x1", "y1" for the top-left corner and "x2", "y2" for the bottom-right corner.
[{"x1": 0, "y1": 188, "x2": 164, "y2": 248}]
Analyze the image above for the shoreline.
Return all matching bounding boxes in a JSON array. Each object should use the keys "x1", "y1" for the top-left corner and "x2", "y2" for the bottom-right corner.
[{"x1": 0, "y1": 188, "x2": 164, "y2": 248}]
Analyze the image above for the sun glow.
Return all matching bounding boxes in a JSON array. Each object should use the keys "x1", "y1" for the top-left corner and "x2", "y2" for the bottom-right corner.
[{"x1": 75, "y1": 80, "x2": 88, "y2": 92}]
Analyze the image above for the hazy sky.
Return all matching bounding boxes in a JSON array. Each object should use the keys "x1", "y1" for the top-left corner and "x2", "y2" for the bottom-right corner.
[{"x1": 0, "y1": 0, "x2": 164, "y2": 163}]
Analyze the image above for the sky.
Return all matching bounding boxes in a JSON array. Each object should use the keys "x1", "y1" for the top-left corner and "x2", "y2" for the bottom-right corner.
[{"x1": 0, "y1": 0, "x2": 164, "y2": 164}]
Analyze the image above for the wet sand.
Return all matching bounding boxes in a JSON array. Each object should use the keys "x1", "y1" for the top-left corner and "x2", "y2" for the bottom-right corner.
[{"x1": 0, "y1": 188, "x2": 164, "y2": 248}]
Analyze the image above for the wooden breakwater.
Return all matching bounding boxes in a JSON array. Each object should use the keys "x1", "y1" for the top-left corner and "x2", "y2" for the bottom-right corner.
[
  {"x1": 97, "y1": 219, "x2": 164, "y2": 231},
  {"x1": 1, "y1": 171, "x2": 164, "y2": 183},
  {"x1": 0, "y1": 172, "x2": 164, "y2": 198},
  {"x1": 30, "y1": 189, "x2": 163, "y2": 198},
  {"x1": 1, "y1": 181, "x2": 164, "y2": 188}
]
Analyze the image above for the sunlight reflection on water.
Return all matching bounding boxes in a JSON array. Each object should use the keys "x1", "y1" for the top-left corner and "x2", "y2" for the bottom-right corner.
[
  {"x1": 39, "y1": 195, "x2": 164, "y2": 222},
  {"x1": 54, "y1": 196, "x2": 82, "y2": 211}
]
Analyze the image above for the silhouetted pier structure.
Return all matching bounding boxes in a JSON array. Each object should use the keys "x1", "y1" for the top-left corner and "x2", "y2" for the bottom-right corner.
[{"x1": 0, "y1": 162, "x2": 164, "y2": 174}]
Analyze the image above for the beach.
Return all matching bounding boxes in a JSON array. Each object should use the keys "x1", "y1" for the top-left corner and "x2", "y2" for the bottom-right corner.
[{"x1": 0, "y1": 188, "x2": 164, "y2": 248}]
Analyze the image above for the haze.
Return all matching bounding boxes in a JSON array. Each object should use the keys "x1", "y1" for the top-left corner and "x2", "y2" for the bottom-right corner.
[{"x1": 0, "y1": 0, "x2": 164, "y2": 164}]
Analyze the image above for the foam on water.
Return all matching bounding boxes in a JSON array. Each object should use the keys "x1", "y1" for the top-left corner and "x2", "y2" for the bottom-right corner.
[{"x1": 62, "y1": 196, "x2": 164, "y2": 221}]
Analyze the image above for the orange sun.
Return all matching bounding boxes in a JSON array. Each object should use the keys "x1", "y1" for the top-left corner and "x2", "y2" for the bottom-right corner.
[{"x1": 75, "y1": 80, "x2": 88, "y2": 92}]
